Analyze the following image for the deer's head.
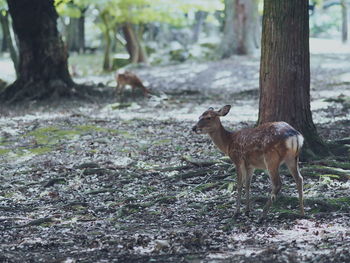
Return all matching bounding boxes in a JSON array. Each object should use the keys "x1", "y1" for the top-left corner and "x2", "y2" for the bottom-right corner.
[{"x1": 192, "y1": 105, "x2": 231, "y2": 134}]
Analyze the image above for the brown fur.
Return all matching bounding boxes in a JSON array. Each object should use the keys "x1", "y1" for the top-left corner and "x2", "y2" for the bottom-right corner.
[
  {"x1": 115, "y1": 71, "x2": 150, "y2": 97},
  {"x1": 192, "y1": 105, "x2": 305, "y2": 221}
]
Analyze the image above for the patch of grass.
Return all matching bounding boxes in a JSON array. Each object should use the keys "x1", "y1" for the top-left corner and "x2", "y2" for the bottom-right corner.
[
  {"x1": 153, "y1": 139, "x2": 172, "y2": 145},
  {"x1": 328, "y1": 197, "x2": 350, "y2": 207},
  {"x1": 26, "y1": 126, "x2": 80, "y2": 145},
  {"x1": 27, "y1": 146, "x2": 53, "y2": 155},
  {"x1": 0, "y1": 148, "x2": 11, "y2": 156}
]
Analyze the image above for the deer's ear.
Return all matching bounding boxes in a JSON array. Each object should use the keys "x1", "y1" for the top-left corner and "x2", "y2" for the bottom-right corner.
[
  {"x1": 208, "y1": 107, "x2": 214, "y2": 111},
  {"x1": 217, "y1": 105, "x2": 231, "y2": 116}
]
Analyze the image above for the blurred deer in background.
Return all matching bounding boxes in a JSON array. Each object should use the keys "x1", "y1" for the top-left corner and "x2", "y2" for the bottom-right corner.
[
  {"x1": 115, "y1": 70, "x2": 150, "y2": 97},
  {"x1": 192, "y1": 105, "x2": 304, "y2": 222}
]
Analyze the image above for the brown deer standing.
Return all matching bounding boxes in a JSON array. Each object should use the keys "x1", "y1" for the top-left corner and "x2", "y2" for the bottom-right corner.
[
  {"x1": 192, "y1": 105, "x2": 305, "y2": 221},
  {"x1": 115, "y1": 71, "x2": 150, "y2": 97}
]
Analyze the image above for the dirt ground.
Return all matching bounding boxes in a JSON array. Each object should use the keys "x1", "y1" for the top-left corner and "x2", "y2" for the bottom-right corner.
[{"x1": 0, "y1": 52, "x2": 350, "y2": 263}]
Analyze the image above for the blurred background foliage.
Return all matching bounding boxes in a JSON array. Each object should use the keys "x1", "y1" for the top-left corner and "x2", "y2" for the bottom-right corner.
[{"x1": 0, "y1": 0, "x2": 349, "y2": 77}]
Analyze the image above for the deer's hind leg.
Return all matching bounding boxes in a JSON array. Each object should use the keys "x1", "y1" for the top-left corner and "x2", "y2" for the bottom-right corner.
[
  {"x1": 234, "y1": 164, "x2": 244, "y2": 217},
  {"x1": 244, "y1": 166, "x2": 254, "y2": 215},
  {"x1": 260, "y1": 152, "x2": 282, "y2": 221},
  {"x1": 285, "y1": 155, "x2": 304, "y2": 216}
]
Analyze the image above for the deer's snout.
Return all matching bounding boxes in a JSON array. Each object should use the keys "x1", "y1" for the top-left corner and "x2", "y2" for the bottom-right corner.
[{"x1": 192, "y1": 125, "x2": 197, "y2": 133}]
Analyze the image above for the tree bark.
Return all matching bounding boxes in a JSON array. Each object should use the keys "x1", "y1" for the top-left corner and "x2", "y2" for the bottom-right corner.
[
  {"x1": 1, "y1": 0, "x2": 75, "y2": 103},
  {"x1": 0, "y1": 10, "x2": 18, "y2": 75},
  {"x1": 258, "y1": 0, "x2": 328, "y2": 156}
]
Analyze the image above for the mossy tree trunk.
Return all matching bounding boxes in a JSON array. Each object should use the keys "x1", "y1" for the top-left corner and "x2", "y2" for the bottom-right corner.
[
  {"x1": 1, "y1": 0, "x2": 75, "y2": 103},
  {"x1": 258, "y1": 0, "x2": 328, "y2": 156}
]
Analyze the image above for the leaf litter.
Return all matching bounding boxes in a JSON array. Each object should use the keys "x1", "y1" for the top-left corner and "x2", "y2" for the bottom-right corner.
[{"x1": 0, "y1": 53, "x2": 350, "y2": 262}]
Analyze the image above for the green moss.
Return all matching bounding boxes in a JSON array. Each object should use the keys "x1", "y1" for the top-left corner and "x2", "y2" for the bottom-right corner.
[
  {"x1": 328, "y1": 197, "x2": 350, "y2": 206},
  {"x1": 27, "y1": 146, "x2": 53, "y2": 155},
  {"x1": 153, "y1": 139, "x2": 172, "y2": 145},
  {"x1": 0, "y1": 148, "x2": 11, "y2": 156},
  {"x1": 26, "y1": 126, "x2": 80, "y2": 145}
]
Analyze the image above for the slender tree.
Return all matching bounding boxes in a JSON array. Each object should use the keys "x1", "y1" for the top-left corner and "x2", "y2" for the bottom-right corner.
[
  {"x1": 341, "y1": 0, "x2": 348, "y2": 43},
  {"x1": 258, "y1": 0, "x2": 327, "y2": 155},
  {"x1": 1, "y1": 0, "x2": 75, "y2": 103},
  {"x1": 0, "y1": 9, "x2": 18, "y2": 75}
]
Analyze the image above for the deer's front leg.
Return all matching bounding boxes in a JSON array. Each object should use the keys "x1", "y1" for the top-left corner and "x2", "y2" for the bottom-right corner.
[
  {"x1": 244, "y1": 167, "x2": 254, "y2": 216},
  {"x1": 234, "y1": 165, "x2": 244, "y2": 216}
]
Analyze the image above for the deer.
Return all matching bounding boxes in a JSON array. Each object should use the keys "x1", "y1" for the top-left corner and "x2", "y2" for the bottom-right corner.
[
  {"x1": 115, "y1": 70, "x2": 150, "y2": 97},
  {"x1": 192, "y1": 105, "x2": 305, "y2": 222}
]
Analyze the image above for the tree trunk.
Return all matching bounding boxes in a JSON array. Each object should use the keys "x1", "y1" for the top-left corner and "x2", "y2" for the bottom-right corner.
[
  {"x1": 122, "y1": 23, "x2": 147, "y2": 63},
  {"x1": 136, "y1": 25, "x2": 148, "y2": 64},
  {"x1": 233, "y1": 0, "x2": 258, "y2": 55},
  {"x1": 218, "y1": 0, "x2": 235, "y2": 58},
  {"x1": 258, "y1": 0, "x2": 328, "y2": 156},
  {"x1": 100, "y1": 11, "x2": 112, "y2": 70},
  {"x1": 78, "y1": 10, "x2": 85, "y2": 52},
  {"x1": 0, "y1": 10, "x2": 18, "y2": 75},
  {"x1": 1, "y1": 12, "x2": 8, "y2": 52},
  {"x1": 219, "y1": 0, "x2": 259, "y2": 58},
  {"x1": 192, "y1": 11, "x2": 208, "y2": 43},
  {"x1": 341, "y1": 0, "x2": 348, "y2": 43},
  {"x1": 1, "y1": 0, "x2": 75, "y2": 103}
]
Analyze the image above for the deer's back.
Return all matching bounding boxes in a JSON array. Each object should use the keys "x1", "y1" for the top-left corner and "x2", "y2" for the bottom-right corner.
[{"x1": 228, "y1": 122, "x2": 303, "y2": 167}]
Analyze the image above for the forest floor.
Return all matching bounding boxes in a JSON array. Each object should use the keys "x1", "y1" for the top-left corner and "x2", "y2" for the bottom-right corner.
[{"x1": 1, "y1": 48, "x2": 350, "y2": 262}]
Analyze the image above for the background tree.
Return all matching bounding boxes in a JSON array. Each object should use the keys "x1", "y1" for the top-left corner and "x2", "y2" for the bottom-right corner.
[
  {"x1": 258, "y1": 0, "x2": 327, "y2": 156},
  {"x1": 340, "y1": 0, "x2": 348, "y2": 43},
  {"x1": 219, "y1": 0, "x2": 260, "y2": 58},
  {"x1": 0, "y1": 0, "x2": 75, "y2": 103},
  {"x1": 0, "y1": 1, "x2": 18, "y2": 74}
]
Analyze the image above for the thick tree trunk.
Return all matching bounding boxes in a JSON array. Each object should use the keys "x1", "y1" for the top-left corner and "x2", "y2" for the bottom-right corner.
[
  {"x1": 341, "y1": 0, "x2": 348, "y2": 43},
  {"x1": 219, "y1": 0, "x2": 259, "y2": 58},
  {"x1": 258, "y1": 0, "x2": 327, "y2": 156},
  {"x1": 1, "y1": 0, "x2": 75, "y2": 103},
  {"x1": 0, "y1": 10, "x2": 18, "y2": 75}
]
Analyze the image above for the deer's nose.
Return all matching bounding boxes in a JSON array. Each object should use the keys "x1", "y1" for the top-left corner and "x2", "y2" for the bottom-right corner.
[{"x1": 192, "y1": 126, "x2": 197, "y2": 132}]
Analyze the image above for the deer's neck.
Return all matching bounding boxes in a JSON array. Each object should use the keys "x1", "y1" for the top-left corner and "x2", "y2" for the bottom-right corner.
[{"x1": 209, "y1": 124, "x2": 233, "y2": 155}]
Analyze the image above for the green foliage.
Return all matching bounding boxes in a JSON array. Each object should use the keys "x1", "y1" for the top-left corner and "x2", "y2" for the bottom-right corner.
[
  {"x1": 55, "y1": 0, "x2": 222, "y2": 26},
  {"x1": 0, "y1": 0, "x2": 6, "y2": 9}
]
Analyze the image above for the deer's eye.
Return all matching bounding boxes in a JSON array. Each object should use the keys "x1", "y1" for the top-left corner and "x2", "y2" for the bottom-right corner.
[{"x1": 207, "y1": 117, "x2": 211, "y2": 120}]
